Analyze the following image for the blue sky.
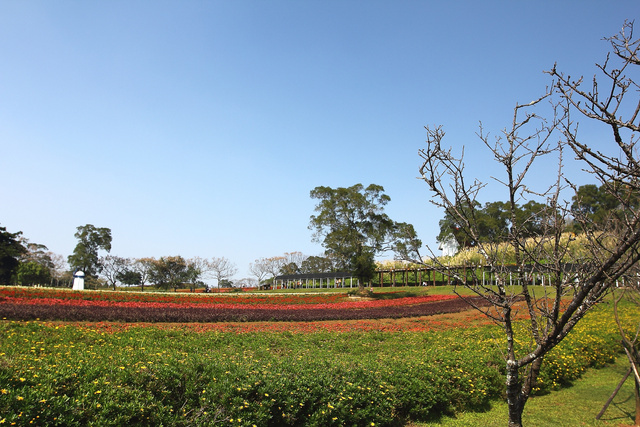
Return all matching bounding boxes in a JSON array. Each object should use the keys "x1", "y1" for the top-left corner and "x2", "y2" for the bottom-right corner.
[{"x1": 0, "y1": 1, "x2": 637, "y2": 281}]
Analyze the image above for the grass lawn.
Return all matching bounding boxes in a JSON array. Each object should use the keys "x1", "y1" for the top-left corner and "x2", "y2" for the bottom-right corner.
[{"x1": 415, "y1": 356, "x2": 638, "y2": 427}]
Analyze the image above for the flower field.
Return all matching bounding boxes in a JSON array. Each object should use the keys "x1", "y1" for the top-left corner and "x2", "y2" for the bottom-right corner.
[
  {"x1": 0, "y1": 287, "x2": 483, "y2": 322},
  {"x1": 0, "y1": 287, "x2": 637, "y2": 426}
]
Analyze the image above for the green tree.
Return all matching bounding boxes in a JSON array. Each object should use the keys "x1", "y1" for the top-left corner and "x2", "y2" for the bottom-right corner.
[
  {"x1": 436, "y1": 201, "x2": 480, "y2": 248},
  {"x1": 67, "y1": 224, "x2": 112, "y2": 277},
  {"x1": 570, "y1": 182, "x2": 639, "y2": 232},
  {"x1": 0, "y1": 225, "x2": 26, "y2": 284},
  {"x1": 299, "y1": 255, "x2": 335, "y2": 274},
  {"x1": 571, "y1": 184, "x2": 617, "y2": 224},
  {"x1": 14, "y1": 261, "x2": 51, "y2": 286},
  {"x1": 279, "y1": 262, "x2": 300, "y2": 275},
  {"x1": 309, "y1": 183, "x2": 421, "y2": 287},
  {"x1": 218, "y1": 278, "x2": 234, "y2": 288},
  {"x1": 14, "y1": 237, "x2": 62, "y2": 286},
  {"x1": 116, "y1": 269, "x2": 143, "y2": 288},
  {"x1": 20, "y1": 240, "x2": 54, "y2": 270},
  {"x1": 517, "y1": 200, "x2": 554, "y2": 237},
  {"x1": 438, "y1": 200, "x2": 554, "y2": 248},
  {"x1": 437, "y1": 200, "x2": 509, "y2": 247},
  {"x1": 149, "y1": 256, "x2": 191, "y2": 291}
]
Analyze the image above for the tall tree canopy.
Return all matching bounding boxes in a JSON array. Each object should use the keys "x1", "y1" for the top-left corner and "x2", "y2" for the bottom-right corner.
[
  {"x1": 309, "y1": 184, "x2": 421, "y2": 285},
  {"x1": 67, "y1": 224, "x2": 112, "y2": 277},
  {"x1": 299, "y1": 255, "x2": 335, "y2": 274},
  {"x1": 438, "y1": 200, "x2": 552, "y2": 248},
  {"x1": 148, "y1": 256, "x2": 193, "y2": 291},
  {"x1": 570, "y1": 182, "x2": 640, "y2": 232},
  {"x1": 0, "y1": 225, "x2": 26, "y2": 284}
]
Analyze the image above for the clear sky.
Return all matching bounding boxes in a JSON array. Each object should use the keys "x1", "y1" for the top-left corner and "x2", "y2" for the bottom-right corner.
[{"x1": 0, "y1": 1, "x2": 637, "y2": 281}]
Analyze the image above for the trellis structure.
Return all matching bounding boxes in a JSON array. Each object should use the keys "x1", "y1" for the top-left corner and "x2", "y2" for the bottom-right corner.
[
  {"x1": 273, "y1": 271, "x2": 356, "y2": 289},
  {"x1": 375, "y1": 263, "x2": 588, "y2": 287},
  {"x1": 272, "y1": 263, "x2": 602, "y2": 289}
]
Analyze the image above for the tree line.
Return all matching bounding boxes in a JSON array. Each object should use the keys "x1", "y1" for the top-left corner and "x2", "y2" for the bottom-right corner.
[
  {"x1": 437, "y1": 181, "x2": 640, "y2": 249},
  {"x1": 0, "y1": 222, "x2": 372, "y2": 291}
]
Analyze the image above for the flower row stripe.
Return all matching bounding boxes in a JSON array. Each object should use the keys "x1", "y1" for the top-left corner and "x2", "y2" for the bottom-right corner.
[{"x1": 0, "y1": 294, "x2": 456, "y2": 310}]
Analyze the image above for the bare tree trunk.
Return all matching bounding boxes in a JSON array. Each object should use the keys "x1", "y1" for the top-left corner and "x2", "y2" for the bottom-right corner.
[
  {"x1": 506, "y1": 360, "x2": 524, "y2": 427},
  {"x1": 635, "y1": 375, "x2": 640, "y2": 426}
]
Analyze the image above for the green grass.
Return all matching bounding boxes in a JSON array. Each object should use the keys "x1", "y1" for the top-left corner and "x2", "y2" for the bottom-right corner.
[{"x1": 417, "y1": 356, "x2": 637, "y2": 426}]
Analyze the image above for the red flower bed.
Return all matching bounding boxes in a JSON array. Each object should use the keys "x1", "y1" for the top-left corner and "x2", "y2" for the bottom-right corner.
[
  {"x1": 0, "y1": 287, "x2": 346, "y2": 305},
  {"x1": 0, "y1": 287, "x2": 485, "y2": 323}
]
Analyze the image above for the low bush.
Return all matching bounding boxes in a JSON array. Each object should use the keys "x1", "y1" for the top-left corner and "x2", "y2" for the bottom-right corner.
[{"x1": 0, "y1": 302, "x2": 630, "y2": 426}]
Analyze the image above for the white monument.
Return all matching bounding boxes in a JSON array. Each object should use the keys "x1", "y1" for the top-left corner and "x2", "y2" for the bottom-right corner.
[{"x1": 72, "y1": 271, "x2": 85, "y2": 291}]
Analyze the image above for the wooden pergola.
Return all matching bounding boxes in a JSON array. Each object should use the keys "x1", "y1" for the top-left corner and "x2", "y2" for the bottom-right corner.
[
  {"x1": 270, "y1": 264, "x2": 587, "y2": 289},
  {"x1": 273, "y1": 271, "x2": 356, "y2": 289}
]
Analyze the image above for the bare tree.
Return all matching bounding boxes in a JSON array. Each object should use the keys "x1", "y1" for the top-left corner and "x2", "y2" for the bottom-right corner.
[
  {"x1": 235, "y1": 277, "x2": 258, "y2": 288},
  {"x1": 186, "y1": 256, "x2": 211, "y2": 290},
  {"x1": 419, "y1": 22, "x2": 640, "y2": 427},
  {"x1": 264, "y1": 256, "x2": 286, "y2": 283},
  {"x1": 100, "y1": 255, "x2": 129, "y2": 291},
  {"x1": 47, "y1": 252, "x2": 67, "y2": 287},
  {"x1": 208, "y1": 257, "x2": 238, "y2": 288},
  {"x1": 132, "y1": 257, "x2": 155, "y2": 292},
  {"x1": 249, "y1": 257, "x2": 271, "y2": 285},
  {"x1": 283, "y1": 251, "x2": 307, "y2": 268},
  {"x1": 609, "y1": 280, "x2": 640, "y2": 425}
]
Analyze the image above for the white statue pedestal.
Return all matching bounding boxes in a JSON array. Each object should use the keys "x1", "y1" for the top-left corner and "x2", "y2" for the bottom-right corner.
[{"x1": 72, "y1": 271, "x2": 85, "y2": 290}]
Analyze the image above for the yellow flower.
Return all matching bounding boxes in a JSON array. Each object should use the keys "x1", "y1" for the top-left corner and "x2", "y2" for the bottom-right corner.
[{"x1": 16, "y1": 396, "x2": 24, "y2": 401}]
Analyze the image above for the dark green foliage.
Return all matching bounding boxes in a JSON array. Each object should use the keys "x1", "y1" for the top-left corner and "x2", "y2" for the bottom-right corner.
[
  {"x1": 116, "y1": 269, "x2": 142, "y2": 287},
  {"x1": 67, "y1": 224, "x2": 112, "y2": 277},
  {"x1": 0, "y1": 225, "x2": 26, "y2": 284},
  {"x1": 299, "y1": 255, "x2": 335, "y2": 274},
  {"x1": 279, "y1": 262, "x2": 300, "y2": 275},
  {"x1": 570, "y1": 182, "x2": 640, "y2": 232},
  {"x1": 437, "y1": 200, "x2": 554, "y2": 247},
  {"x1": 14, "y1": 261, "x2": 51, "y2": 286},
  {"x1": 148, "y1": 256, "x2": 193, "y2": 291},
  {"x1": 309, "y1": 184, "x2": 421, "y2": 284}
]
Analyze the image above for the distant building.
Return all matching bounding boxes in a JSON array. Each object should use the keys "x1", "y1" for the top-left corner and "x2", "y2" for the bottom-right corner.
[{"x1": 438, "y1": 235, "x2": 459, "y2": 257}]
